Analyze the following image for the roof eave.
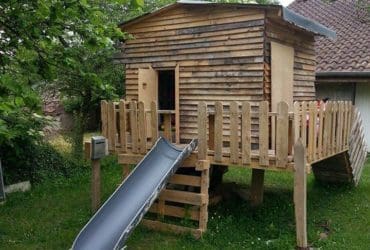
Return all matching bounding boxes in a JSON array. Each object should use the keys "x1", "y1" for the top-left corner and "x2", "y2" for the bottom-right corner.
[
  {"x1": 282, "y1": 7, "x2": 336, "y2": 40},
  {"x1": 317, "y1": 71, "x2": 370, "y2": 78}
]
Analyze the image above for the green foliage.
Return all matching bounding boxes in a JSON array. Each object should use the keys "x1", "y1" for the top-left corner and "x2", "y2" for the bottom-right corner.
[
  {"x1": 1, "y1": 141, "x2": 84, "y2": 184},
  {"x1": 0, "y1": 0, "x2": 132, "y2": 168}
]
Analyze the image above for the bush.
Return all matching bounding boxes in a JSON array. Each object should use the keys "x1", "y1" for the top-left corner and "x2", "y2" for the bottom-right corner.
[{"x1": 1, "y1": 140, "x2": 86, "y2": 184}]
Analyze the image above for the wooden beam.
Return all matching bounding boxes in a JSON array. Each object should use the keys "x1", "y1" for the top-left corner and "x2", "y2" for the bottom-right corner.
[
  {"x1": 294, "y1": 140, "x2": 308, "y2": 249},
  {"x1": 91, "y1": 159, "x2": 101, "y2": 213},
  {"x1": 141, "y1": 219, "x2": 203, "y2": 239},
  {"x1": 250, "y1": 169, "x2": 265, "y2": 207}
]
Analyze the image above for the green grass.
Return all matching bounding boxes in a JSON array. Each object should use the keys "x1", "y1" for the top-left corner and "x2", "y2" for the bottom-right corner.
[{"x1": 0, "y1": 157, "x2": 369, "y2": 249}]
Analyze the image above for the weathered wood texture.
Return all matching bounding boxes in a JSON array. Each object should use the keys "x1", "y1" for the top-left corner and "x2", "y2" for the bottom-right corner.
[
  {"x1": 293, "y1": 101, "x2": 353, "y2": 164},
  {"x1": 348, "y1": 108, "x2": 368, "y2": 185},
  {"x1": 265, "y1": 19, "x2": 316, "y2": 102},
  {"x1": 102, "y1": 100, "x2": 358, "y2": 171},
  {"x1": 120, "y1": 6, "x2": 267, "y2": 143}
]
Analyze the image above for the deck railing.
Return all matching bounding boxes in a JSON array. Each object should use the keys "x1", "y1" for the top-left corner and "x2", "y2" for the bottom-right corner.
[{"x1": 101, "y1": 100, "x2": 354, "y2": 169}]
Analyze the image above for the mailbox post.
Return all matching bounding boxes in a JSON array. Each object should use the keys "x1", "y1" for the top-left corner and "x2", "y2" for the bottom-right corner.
[
  {"x1": 0, "y1": 160, "x2": 5, "y2": 204},
  {"x1": 90, "y1": 136, "x2": 108, "y2": 213}
]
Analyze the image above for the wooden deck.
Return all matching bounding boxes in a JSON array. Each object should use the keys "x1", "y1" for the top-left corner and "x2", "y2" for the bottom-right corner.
[
  {"x1": 97, "y1": 99, "x2": 367, "y2": 247},
  {"x1": 101, "y1": 100, "x2": 361, "y2": 172}
]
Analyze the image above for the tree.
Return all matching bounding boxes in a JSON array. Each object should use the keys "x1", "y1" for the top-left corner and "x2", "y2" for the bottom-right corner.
[{"x1": 0, "y1": 0, "x2": 143, "y2": 165}]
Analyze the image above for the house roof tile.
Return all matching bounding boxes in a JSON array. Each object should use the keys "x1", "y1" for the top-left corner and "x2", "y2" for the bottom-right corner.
[{"x1": 289, "y1": 0, "x2": 370, "y2": 73}]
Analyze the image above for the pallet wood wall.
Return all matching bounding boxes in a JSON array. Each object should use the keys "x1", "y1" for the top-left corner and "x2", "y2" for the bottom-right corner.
[
  {"x1": 119, "y1": 5, "x2": 266, "y2": 143},
  {"x1": 118, "y1": 5, "x2": 318, "y2": 143},
  {"x1": 264, "y1": 19, "x2": 316, "y2": 102}
]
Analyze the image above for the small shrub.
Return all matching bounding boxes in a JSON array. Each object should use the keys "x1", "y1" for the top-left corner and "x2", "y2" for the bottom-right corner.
[{"x1": 1, "y1": 141, "x2": 87, "y2": 184}]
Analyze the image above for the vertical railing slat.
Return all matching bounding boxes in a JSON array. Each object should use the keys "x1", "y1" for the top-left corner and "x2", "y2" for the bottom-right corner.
[
  {"x1": 163, "y1": 114, "x2": 172, "y2": 142},
  {"x1": 129, "y1": 101, "x2": 138, "y2": 154},
  {"x1": 300, "y1": 101, "x2": 307, "y2": 149},
  {"x1": 317, "y1": 102, "x2": 324, "y2": 158},
  {"x1": 241, "y1": 102, "x2": 251, "y2": 165},
  {"x1": 150, "y1": 101, "x2": 158, "y2": 145},
  {"x1": 293, "y1": 102, "x2": 301, "y2": 147},
  {"x1": 138, "y1": 101, "x2": 147, "y2": 154},
  {"x1": 259, "y1": 101, "x2": 269, "y2": 166},
  {"x1": 230, "y1": 101, "x2": 239, "y2": 164},
  {"x1": 198, "y1": 102, "x2": 207, "y2": 160},
  {"x1": 276, "y1": 101, "x2": 289, "y2": 168},
  {"x1": 331, "y1": 102, "x2": 337, "y2": 154},
  {"x1": 119, "y1": 100, "x2": 127, "y2": 153},
  {"x1": 101, "y1": 100, "x2": 108, "y2": 138},
  {"x1": 308, "y1": 101, "x2": 316, "y2": 162},
  {"x1": 108, "y1": 102, "x2": 116, "y2": 151},
  {"x1": 323, "y1": 102, "x2": 332, "y2": 157},
  {"x1": 214, "y1": 102, "x2": 223, "y2": 162}
]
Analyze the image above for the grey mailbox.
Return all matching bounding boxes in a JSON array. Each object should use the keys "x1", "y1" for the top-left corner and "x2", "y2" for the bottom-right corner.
[
  {"x1": 91, "y1": 136, "x2": 108, "y2": 160},
  {"x1": 0, "y1": 159, "x2": 5, "y2": 203}
]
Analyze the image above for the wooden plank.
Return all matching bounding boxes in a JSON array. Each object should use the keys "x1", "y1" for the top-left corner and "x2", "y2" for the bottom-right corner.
[
  {"x1": 141, "y1": 219, "x2": 202, "y2": 239},
  {"x1": 138, "y1": 101, "x2": 147, "y2": 154},
  {"x1": 198, "y1": 102, "x2": 207, "y2": 160},
  {"x1": 107, "y1": 102, "x2": 116, "y2": 151},
  {"x1": 276, "y1": 101, "x2": 289, "y2": 168},
  {"x1": 175, "y1": 64, "x2": 180, "y2": 144},
  {"x1": 214, "y1": 102, "x2": 223, "y2": 162},
  {"x1": 241, "y1": 102, "x2": 251, "y2": 165},
  {"x1": 317, "y1": 102, "x2": 324, "y2": 159},
  {"x1": 250, "y1": 169, "x2": 265, "y2": 206},
  {"x1": 119, "y1": 100, "x2": 127, "y2": 153},
  {"x1": 293, "y1": 140, "x2": 308, "y2": 249},
  {"x1": 91, "y1": 159, "x2": 101, "y2": 213},
  {"x1": 159, "y1": 189, "x2": 206, "y2": 206},
  {"x1": 101, "y1": 100, "x2": 108, "y2": 138},
  {"x1": 199, "y1": 166, "x2": 210, "y2": 231},
  {"x1": 151, "y1": 101, "x2": 159, "y2": 144},
  {"x1": 259, "y1": 101, "x2": 269, "y2": 166},
  {"x1": 323, "y1": 102, "x2": 331, "y2": 157},
  {"x1": 337, "y1": 102, "x2": 343, "y2": 151},
  {"x1": 331, "y1": 102, "x2": 337, "y2": 154},
  {"x1": 208, "y1": 115, "x2": 215, "y2": 151},
  {"x1": 129, "y1": 101, "x2": 139, "y2": 153},
  {"x1": 342, "y1": 102, "x2": 349, "y2": 147},
  {"x1": 293, "y1": 102, "x2": 301, "y2": 146},
  {"x1": 163, "y1": 114, "x2": 172, "y2": 142},
  {"x1": 271, "y1": 42, "x2": 294, "y2": 111},
  {"x1": 149, "y1": 203, "x2": 200, "y2": 221},
  {"x1": 169, "y1": 174, "x2": 202, "y2": 187},
  {"x1": 230, "y1": 101, "x2": 239, "y2": 164},
  {"x1": 308, "y1": 101, "x2": 316, "y2": 162},
  {"x1": 300, "y1": 101, "x2": 307, "y2": 148}
]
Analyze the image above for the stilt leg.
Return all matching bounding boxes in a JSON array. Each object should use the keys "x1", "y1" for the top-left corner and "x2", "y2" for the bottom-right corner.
[
  {"x1": 250, "y1": 169, "x2": 265, "y2": 206},
  {"x1": 294, "y1": 140, "x2": 308, "y2": 249}
]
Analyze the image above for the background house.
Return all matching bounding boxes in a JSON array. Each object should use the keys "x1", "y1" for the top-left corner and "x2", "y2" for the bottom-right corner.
[{"x1": 289, "y1": 0, "x2": 370, "y2": 151}]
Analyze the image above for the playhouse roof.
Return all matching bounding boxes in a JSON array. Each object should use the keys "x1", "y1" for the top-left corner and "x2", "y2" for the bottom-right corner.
[{"x1": 120, "y1": 0, "x2": 336, "y2": 39}]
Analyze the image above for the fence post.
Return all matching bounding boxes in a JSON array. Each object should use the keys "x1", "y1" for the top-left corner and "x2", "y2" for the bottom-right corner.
[{"x1": 294, "y1": 139, "x2": 308, "y2": 249}]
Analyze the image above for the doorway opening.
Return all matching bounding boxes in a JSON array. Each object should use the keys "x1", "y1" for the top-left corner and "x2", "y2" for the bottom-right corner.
[{"x1": 158, "y1": 70, "x2": 175, "y2": 110}]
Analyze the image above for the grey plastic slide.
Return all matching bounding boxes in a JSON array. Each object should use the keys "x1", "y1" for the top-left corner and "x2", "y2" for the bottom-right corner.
[{"x1": 72, "y1": 137, "x2": 197, "y2": 250}]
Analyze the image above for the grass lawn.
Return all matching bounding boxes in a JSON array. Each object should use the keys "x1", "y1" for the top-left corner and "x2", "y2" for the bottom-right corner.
[{"x1": 0, "y1": 156, "x2": 369, "y2": 249}]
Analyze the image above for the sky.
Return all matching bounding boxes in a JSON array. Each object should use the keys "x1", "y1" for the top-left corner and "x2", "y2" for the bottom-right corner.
[{"x1": 279, "y1": 0, "x2": 294, "y2": 6}]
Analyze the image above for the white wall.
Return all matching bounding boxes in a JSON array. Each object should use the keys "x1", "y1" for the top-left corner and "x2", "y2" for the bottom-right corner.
[{"x1": 355, "y1": 83, "x2": 370, "y2": 152}]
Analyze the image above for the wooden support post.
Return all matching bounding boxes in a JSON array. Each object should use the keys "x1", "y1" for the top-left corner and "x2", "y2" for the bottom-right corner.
[
  {"x1": 163, "y1": 114, "x2": 172, "y2": 142},
  {"x1": 91, "y1": 159, "x2": 101, "y2": 213},
  {"x1": 122, "y1": 164, "x2": 130, "y2": 181},
  {"x1": 250, "y1": 169, "x2": 265, "y2": 207},
  {"x1": 208, "y1": 114, "x2": 215, "y2": 151},
  {"x1": 199, "y1": 161, "x2": 210, "y2": 232},
  {"x1": 294, "y1": 140, "x2": 308, "y2": 249}
]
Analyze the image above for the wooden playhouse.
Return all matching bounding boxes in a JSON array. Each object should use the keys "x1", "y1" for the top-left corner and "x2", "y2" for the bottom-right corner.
[{"x1": 98, "y1": 1, "x2": 367, "y2": 248}]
